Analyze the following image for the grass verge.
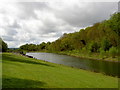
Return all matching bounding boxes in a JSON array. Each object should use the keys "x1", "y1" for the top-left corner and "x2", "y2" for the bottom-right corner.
[{"x1": 1, "y1": 53, "x2": 118, "y2": 88}]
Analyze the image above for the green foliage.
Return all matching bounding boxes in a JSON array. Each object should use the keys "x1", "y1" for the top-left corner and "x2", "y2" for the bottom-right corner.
[
  {"x1": 107, "y1": 13, "x2": 120, "y2": 36},
  {"x1": 109, "y1": 47, "x2": 118, "y2": 58},
  {"x1": 60, "y1": 38, "x2": 74, "y2": 51},
  {"x1": 79, "y1": 29, "x2": 85, "y2": 32},
  {"x1": 0, "y1": 38, "x2": 8, "y2": 52},
  {"x1": 81, "y1": 47, "x2": 87, "y2": 53},
  {"x1": 99, "y1": 48, "x2": 106, "y2": 57},
  {"x1": 20, "y1": 42, "x2": 51, "y2": 51},
  {"x1": 19, "y1": 12, "x2": 120, "y2": 59},
  {"x1": 39, "y1": 42, "x2": 46, "y2": 49},
  {"x1": 45, "y1": 42, "x2": 51, "y2": 50},
  {"x1": 88, "y1": 42, "x2": 99, "y2": 52},
  {"x1": 20, "y1": 44, "x2": 38, "y2": 51},
  {"x1": 101, "y1": 38, "x2": 111, "y2": 51}
]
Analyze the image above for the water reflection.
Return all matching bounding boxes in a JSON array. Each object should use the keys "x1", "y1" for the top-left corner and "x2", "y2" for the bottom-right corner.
[{"x1": 26, "y1": 52, "x2": 119, "y2": 77}]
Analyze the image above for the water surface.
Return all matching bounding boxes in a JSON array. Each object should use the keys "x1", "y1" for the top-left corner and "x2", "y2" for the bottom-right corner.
[{"x1": 26, "y1": 52, "x2": 119, "y2": 77}]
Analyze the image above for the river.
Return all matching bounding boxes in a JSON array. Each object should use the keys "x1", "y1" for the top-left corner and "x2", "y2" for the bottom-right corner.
[{"x1": 26, "y1": 52, "x2": 119, "y2": 77}]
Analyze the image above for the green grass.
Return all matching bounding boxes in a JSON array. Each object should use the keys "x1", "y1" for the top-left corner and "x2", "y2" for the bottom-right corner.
[{"x1": 1, "y1": 53, "x2": 118, "y2": 88}]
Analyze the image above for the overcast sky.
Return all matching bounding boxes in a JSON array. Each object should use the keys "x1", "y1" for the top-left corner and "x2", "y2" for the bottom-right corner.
[{"x1": 0, "y1": 0, "x2": 118, "y2": 48}]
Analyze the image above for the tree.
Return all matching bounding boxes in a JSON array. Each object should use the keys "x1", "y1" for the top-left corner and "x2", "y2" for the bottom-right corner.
[
  {"x1": 39, "y1": 42, "x2": 46, "y2": 50},
  {"x1": 0, "y1": 38, "x2": 8, "y2": 52},
  {"x1": 101, "y1": 38, "x2": 111, "y2": 51},
  {"x1": 45, "y1": 42, "x2": 51, "y2": 50},
  {"x1": 109, "y1": 47, "x2": 118, "y2": 58},
  {"x1": 19, "y1": 12, "x2": 120, "y2": 56},
  {"x1": 88, "y1": 42, "x2": 99, "y2": 52},
  {"x1": 107, "y1": 13, "x2": 120, "y2": 36},
  {"x1": 60, "y1": 38, "x2": 74, "y2": 51}
]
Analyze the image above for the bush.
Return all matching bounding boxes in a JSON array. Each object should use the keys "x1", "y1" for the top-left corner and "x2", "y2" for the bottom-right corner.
[
  {"x1": 88, "y1": 42, "x2": 99, "y2": 52},
  {"x1": 109, "y1": 47, "x2": 118, "y2": 58},
  {"x1": 101, "y1": 38, "x2": 111, "y2": 51},
  {"x1": 99, "y1": 48, "x2": 105, "y2": 57}
]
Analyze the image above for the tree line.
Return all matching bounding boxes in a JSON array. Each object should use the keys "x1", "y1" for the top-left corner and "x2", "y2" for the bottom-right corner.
[{"x1": 20, "y1": 13, "x2": 120, "y2": 57}]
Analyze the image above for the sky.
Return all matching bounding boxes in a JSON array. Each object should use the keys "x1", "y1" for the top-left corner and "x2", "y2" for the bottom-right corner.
[{"x1": 0, "y1": 0, "x2": 119, "y2": 48}]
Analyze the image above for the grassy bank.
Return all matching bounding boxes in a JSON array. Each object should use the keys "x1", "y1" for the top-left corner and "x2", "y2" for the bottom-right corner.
[
  {"x1": 1, "y1": 53, "x2": 118, "y2": 88},
  {"x1": 56, "y1": 50, "x2": 119, "y2": 62}
]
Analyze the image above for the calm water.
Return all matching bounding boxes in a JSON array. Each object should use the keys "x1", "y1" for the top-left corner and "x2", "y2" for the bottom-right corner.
[{"x1": 26, "y1": 52, "x2": 119, "y2": 77}]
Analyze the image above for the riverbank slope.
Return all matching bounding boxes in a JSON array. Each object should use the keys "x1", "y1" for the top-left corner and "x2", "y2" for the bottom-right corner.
[
  {"x1": 2, "y1": 53, "x2": 118, "y2": 88},
  {"x1": 57, "y1": 50, "x2": 119, "y2": 62}
]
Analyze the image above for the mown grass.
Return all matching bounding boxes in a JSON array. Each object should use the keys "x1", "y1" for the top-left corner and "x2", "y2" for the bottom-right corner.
[{"x1": 1, "y1": 53, "x2": 118, "y2": 88}]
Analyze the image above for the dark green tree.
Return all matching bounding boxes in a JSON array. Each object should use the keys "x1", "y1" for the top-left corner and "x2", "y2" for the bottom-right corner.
[
  {"x1": 101, "y1": 38, "x2": 111, "y2": 51},
  {"x1": 0, "y1": 38, "x2": 8, "y2": 52},
  {"x1": 88, "y1": 42, "x2": 99, "y2": 52}
]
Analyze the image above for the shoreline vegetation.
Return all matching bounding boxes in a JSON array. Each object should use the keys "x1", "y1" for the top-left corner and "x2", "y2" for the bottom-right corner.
[
  {"x1": 1, "y1": 53, "x2": 118, "y2": 88},
  {"x1": 17, "y1": 13, "x2": 120, "y2": 63},
  {"x1": 25, "y1": 50, "x2": 119, "y2": 62},
  {"x1": 58, "y1": 51, "x2": 119, "y2": 62}
]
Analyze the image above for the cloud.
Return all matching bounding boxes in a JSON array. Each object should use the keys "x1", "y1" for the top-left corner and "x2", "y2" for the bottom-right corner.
[
  {"x1": 0, "y1": 1, "x2": 118, "y2": 48},
  {"x1": 50, "y1": 2, "x2": 118, "y2": 27}
]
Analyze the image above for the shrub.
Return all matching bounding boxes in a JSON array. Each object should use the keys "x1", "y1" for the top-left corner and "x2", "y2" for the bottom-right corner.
[
  {"x1": 109, "y1": 47, "x2": 118, "y2": 58},
  {"x1": 101, "y1": 38, "x2": 111, "y2": 51},
  {"x1": 88, "y1": 42, "x2": 99, "y2": 52},
  {"x1": 81, "y1": 47, "x2": 87, "y2": 53},
  {"x1": 99, "y1": 48, "x2": 105, "y2": 57}
]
